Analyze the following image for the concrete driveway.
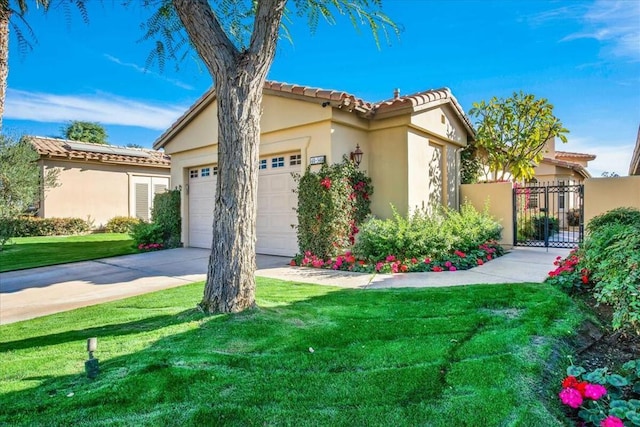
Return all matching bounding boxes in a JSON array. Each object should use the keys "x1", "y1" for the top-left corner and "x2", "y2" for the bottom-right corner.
[
  {"x1": 0, "y1": 246, "x2": 568, "y2": 325},
  {"x1": 0, "y1": 248, "x2": 289, "y2": 325}
]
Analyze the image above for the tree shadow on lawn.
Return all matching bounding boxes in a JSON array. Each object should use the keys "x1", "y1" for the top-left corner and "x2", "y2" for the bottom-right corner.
[
  {"x1": 0, "y1": 309, "x2": 204, "y2": 353},
  {"x1": 0, "y1": 283, "x2": 579, "y2": 426}
]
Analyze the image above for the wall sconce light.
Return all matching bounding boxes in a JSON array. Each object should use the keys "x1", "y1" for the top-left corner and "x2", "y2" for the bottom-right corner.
[{"x1": 350, "y1": 144, "x2": 363, "y2": 168}]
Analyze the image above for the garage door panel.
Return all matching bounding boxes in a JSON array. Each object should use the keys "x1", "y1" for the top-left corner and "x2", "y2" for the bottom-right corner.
[
  {"x1": 188, "y1": 154, "x2": 299, "y2": 256},
  {"x1": 188, "y1": 168, "x2": 216, "y2": 249},
  {"x1": 255, "y1": 153, "x2": 300, "y2": 256}
]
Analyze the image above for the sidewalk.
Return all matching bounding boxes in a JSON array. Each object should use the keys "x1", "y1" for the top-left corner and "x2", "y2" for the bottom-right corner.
[{"x1": 0, "y1": 246, "x2": 568, "y2": 325}]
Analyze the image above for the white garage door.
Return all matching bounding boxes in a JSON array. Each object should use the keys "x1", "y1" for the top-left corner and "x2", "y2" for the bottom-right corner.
[
  {"x1": 188, "y1": 166, "x2": 216, "y2": 249},
  {"x1": 187, "y1": 154, "x2": 300, "y2": 256},
  {"x1": 256, "y1": 153, "x2": 300, "y2": 256}
]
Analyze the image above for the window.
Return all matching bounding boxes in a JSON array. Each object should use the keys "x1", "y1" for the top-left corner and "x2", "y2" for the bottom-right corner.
[
  {"x1": 259, "y1": 159, "x2": 267, "y2": 170},
  {"x1": 558, "y1": 180, "x2": 565, "y2": 209},
  {"x1": 189, "y1": 169, "x2": 198, "y2": 179},
  {"x1": 213, "y1": 166, "x2": 218, "y2": 176},
  {"x1": 201, "y1": 167, "x2": 210, "y2": 177},
  {"x1": 290, "y1": 154, "x2": 301, "y2": 166},
  {"x1": 272, "y1": 156, "x2": 285, "y2": 168}
]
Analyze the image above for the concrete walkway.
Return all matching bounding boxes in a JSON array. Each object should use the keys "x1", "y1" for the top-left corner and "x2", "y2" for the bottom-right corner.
[{"x1": 0, "y1": 246, "x2": 568, "y2": 325}]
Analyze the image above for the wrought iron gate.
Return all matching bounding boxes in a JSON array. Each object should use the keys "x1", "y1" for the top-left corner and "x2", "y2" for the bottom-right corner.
[{"x1": 513, "y1": 182, "x2": 584, "y2": 248}]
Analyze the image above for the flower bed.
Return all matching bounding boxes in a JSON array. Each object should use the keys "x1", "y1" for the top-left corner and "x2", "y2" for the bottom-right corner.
[
  {"x1": 558, "y1": 361, "x2": 640, "y2": 426},
  {"x1": 290, "y1": 240, "x2": 504, "y2": 273}
]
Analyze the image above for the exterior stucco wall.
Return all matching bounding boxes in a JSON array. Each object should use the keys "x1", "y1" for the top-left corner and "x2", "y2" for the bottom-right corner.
[
  {"x1": 460, "y1": 182, "x2": 514, "y2": 247},
  {"x1": 534, "y1": 162, "x2": 584, "y2": 184},
  {"x1": 330, "y1": 121, "x2": 369, "y2": 171},
  {"x1": 446, "y1": 143, "x2": 459, "y2": 208},
  {"x1": 40, "y1": 159, "x2": 170, "y2": 227},
  {"x1": 163, "y1": 103, "x2": 219, "y2": 155},
  {"x1": 584, "y1": 176, "x2": 640, "y2": 227},
  {"x1": 410, "y1": 105, "x2": 467, "y2": 145},
  {"x1": 368, "y1": 125, "x2": 409, "y2": 218}
]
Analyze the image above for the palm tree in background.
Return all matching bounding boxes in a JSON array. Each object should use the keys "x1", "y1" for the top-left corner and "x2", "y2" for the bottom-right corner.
[{"x1": 0, "y1": 0, "x2": 87, "y2": 130}]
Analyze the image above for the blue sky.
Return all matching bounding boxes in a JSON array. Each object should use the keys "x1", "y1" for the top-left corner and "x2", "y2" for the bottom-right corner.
[{"x1": 5, "y1": 0, "x2": 639, "y2": 176}]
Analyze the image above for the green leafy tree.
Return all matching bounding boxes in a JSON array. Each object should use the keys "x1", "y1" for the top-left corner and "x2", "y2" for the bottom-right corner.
[
  {"x1": 0, "y1": 1, "x2": 88, "y2": 130},
  {"x1": 141, "y1": 0, "x2": 396, "y2": 313},
  {"x1": 0, "y1": 134, "x2": 58, "y2": 248},
  {"x1": 62, "y1": 121, "x2": 108, "y2": 144},
  {"x1": 468, "y1": 92, "x2": 569, "y2": 182}
]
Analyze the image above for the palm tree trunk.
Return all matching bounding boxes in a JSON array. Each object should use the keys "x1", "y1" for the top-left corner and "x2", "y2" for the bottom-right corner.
[{"x1": 0, "y1": 7, "x2": 10, "y2": 131}]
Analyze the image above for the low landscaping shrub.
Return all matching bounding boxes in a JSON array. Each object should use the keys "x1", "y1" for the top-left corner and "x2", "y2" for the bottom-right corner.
[
  {"x1": 353, "y1": 207, "x2": 449, "y2": 262},
  {"x1": 105, "y1": 216, "x2": 141, "y2": 233},
  {"x1": 352, "y1": 202, "x2": 502, "y2": 262},
  {"x1": 0, "y1": 216, "x2": 90, "y2": 238},
  {"x1": 519, "y1": 214, "x2": 559, "y2": 241},
  {"x1": 586, "y1": 207, "x2": 640, "y2": 234},
  {"x1": 130, "y1": 221, "x2": 164, "y2": 251},
  {"x1": 567, "y1": 208, "x2": 581, "y2": 227}
]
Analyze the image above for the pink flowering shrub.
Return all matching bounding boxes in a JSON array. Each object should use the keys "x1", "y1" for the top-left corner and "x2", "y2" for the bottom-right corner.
[
  {"x1": 290, "y1": 240, "x2": 504, "y2": 274},
  {"x1": 138, "y1": 242, "x2": 164, "y2": 252},
  {"x1": 295, "y1": 160, "x2": 373, "y2": 259},
  {"x1": 558, "y1": 360, "x2": 640, "y2": 426}
]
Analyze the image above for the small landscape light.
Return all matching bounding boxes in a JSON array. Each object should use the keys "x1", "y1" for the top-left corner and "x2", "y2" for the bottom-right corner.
[{"x1": 85, "y1": 337, "x2": 99, "y2": 379}]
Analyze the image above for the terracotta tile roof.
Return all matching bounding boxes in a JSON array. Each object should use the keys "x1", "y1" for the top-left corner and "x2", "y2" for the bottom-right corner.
[
  {"x1": 154, "y1": 81, "x2": 475, "y2": 149},
  {"x1": 541, "y1": 156, "x2": 591, "y2": 179},
  {"x1": 555, "y1": 150, "x2": 596, "y2": 161},
  {"x1": 263, "y1": 81, "x2": 373, "y2": 112},
  {"x1": 29, "y1": 136, "x2": 171, "y2": 168}
]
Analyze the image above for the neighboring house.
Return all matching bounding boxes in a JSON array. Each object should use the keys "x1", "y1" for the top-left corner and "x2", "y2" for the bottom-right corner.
[
  {"x1": 29, "y1": 136, "x2": 171, "y2": 228},
  {"x1": 630, "y1": 125, "x2": 640, "y2": 176},
  {"x1": 533, "y1": 137, "x2": 595, "y2": 184},
  {"x1": 154, "y1": 81, "x2": 475, "y2": 256}
]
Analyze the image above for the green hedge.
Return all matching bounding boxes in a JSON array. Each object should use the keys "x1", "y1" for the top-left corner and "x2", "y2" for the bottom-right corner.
[
  {"x1": 105, "y1": 216, "x2": 141, "y2": 233},
  {"x1": 151, "y1": 189, "x2": 181, "y2": 248},
  {"x1": 547, "y1": 207, "x2": 640, "y2": 333},
  {"x1": 0, "y1": 216, "x2": 90, "y2": 237}
]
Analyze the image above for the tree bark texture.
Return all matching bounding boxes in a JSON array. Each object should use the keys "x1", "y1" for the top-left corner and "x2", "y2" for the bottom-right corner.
[
  {"x1": 0, "y1": 6, "x2": 10, "y2": 131},
  {"x1": 173, "y1": 0, "x2": 286, "y2": 313}
]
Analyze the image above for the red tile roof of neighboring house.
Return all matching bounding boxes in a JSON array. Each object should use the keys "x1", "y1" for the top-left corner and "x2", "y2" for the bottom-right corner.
[
  {"x1": 29, "y1": 136, "x2": 171, "y2": 168},
  {"x1": 154, "y1": 81, "x2": 475, "y2": 149},
  {"x1": 554, "y1": 150, "x2": 596, "y2": 161}
]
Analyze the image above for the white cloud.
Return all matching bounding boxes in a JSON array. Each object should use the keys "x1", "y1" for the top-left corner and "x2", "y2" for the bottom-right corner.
[
  {"x1": 562, "y1": 136, "x2": 634, "y2": 177},
  {"x1": 5, "y1": 89, "x2": 187, "y2": 131},
  {"x1": 103, "y1": 54, "x2": 195, "y2": 90},
  {"x1": 561, "y1": 0, "x2": 640, "y2": 61}
]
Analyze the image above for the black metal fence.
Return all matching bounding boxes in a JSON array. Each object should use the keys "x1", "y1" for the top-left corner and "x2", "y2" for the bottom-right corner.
[{"x1": 513, "y1": 182, "x2": 584, "y2": 248}]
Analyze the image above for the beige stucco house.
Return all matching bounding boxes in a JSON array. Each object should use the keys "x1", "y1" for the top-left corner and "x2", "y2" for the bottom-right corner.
[
  {"x1": 30, "y1": 137, "x2": 171, "y2": 228},
  {"x1": 533, "y1": 137, "x2": 595, "y2": 184},
  {"x1": 154, "y1": 81, "x2": 475, "y2": 256}
]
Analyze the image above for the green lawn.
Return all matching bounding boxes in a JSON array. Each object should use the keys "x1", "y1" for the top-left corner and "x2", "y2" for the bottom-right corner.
[
  {"x1": 0, "y1": 233, "x2": 137, "y2": 272},
  {"x1": 0, "y1": 278, "x2": 582, "y2": 426}
]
